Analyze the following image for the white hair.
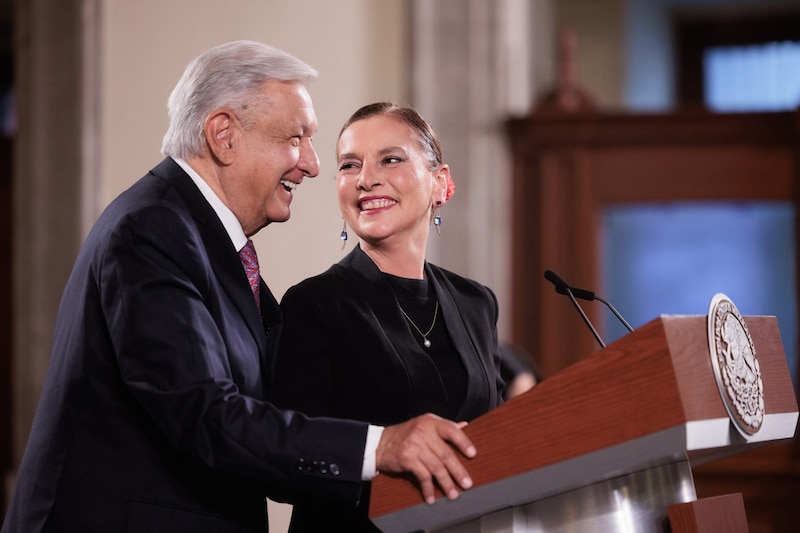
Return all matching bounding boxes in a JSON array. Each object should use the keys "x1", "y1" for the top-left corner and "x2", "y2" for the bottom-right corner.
[{"x1": 161, "y1": 40, "x2": 318, "y2": 159}]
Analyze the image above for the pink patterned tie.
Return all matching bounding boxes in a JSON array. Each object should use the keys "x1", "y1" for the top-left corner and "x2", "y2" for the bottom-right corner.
[{"x1": 239, "y1": 239, "x2": 261, "y2": 310}]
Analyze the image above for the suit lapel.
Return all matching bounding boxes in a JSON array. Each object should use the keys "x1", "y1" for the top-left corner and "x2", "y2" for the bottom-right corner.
[
  {"x1": 340, "y1": 247, "x2": 447, "y2": 412},
  {"x1": 427, "y1": 264, "x2": 493, "y2": 420},
  {"x1": 151, "y1": 159, "x2": 268, "y2": 356}
]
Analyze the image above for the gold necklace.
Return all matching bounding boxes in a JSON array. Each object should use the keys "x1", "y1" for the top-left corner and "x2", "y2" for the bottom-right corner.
[{"x1": 399, "y1": 300, "x2": 439, "y2": 348}]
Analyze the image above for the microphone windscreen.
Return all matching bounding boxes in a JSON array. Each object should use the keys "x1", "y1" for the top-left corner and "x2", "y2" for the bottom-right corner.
[{"x1": 544, "y1": 270, "x2": 569, "y2": 292}]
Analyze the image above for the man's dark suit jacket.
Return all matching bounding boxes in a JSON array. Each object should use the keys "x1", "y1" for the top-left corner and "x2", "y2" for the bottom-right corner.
[
  {"x1": 2, "y1": 158, "x2": 368, "y2": 533},
  {"x1": 272, "y1": 245, "x2": 505, "y2": 530}
]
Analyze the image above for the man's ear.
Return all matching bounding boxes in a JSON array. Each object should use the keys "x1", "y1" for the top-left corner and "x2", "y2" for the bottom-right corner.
[{"x1": 204, "y1": 109, "x2": 237, "y2": 165}]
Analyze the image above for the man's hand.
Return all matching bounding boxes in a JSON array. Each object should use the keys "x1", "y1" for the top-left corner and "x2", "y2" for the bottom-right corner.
[{"x1": 375, "y1": 413, "x2": 476, "y2": 505}]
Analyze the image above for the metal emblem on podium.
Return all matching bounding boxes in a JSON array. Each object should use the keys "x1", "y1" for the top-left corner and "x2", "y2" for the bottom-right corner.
[{"x1": 707, "y1": 293, "x2": 764, "y2": 436}]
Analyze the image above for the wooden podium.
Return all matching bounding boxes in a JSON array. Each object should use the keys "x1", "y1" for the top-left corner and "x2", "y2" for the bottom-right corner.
[{"x1": 369, "y1": 314, "x2": 798, "y2": 532}]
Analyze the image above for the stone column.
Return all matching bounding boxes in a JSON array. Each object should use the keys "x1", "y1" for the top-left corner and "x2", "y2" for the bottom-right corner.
[{"x1": 410, "y1": 0, "x2": 554, "y2": 339}]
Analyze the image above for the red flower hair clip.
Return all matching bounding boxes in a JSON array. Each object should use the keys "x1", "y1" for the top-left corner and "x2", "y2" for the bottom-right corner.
[{"x1": 445, "y1": 175, "x2": 456, "y2": 202}]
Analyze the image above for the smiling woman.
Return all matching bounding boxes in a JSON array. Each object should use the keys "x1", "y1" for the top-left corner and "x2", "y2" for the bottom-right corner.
[
  {"x1": 271, "y1": 102, "x2": 507, "y2": 532},
  {"x1": 335, "y1": 118, "x2": 446, "y2": 272}
]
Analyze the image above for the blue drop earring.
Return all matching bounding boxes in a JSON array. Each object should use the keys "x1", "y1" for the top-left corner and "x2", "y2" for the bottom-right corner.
[
  {"x1": 340, "y1": 219, "x2": 348, "y2": 249},
  {"x1": 433, "y1": 201, "x2": 443, "y2": 235}
]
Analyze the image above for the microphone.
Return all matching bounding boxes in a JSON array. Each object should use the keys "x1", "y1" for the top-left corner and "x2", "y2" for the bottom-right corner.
[
  {"x1": 544, "y1": 270, "x2": 635, "y2": 348},
  {"x1": 544, "y1": 270, "x2": 606, "y2": 348},
  {"x1": 547, "y1": 272, "x2": 634, "y2": 333}
]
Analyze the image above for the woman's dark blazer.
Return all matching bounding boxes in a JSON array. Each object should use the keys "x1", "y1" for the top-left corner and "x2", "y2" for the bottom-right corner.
[
  {"x1": 272, "y1": 245, "x2": 505, "y2": 531},
  {"x1": 1, "y1": 158, "x2": 368, "y2": 533}
]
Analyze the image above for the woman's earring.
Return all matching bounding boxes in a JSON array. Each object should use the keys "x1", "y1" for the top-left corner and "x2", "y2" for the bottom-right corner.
[
  {"x1": 433, "y1": 206, "x2": 442, "y2": 235},
  {"x1": 340, "y1": 219, "x2": 348, "y2": 249}
]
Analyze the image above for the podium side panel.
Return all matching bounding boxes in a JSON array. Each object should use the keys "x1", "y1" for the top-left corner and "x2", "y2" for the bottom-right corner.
[{"x1": 667, "y1": 493, "x2": 748, "y2": 533}]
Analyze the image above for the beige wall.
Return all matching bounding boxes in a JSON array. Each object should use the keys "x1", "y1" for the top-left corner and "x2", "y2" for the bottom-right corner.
[{"x1": 100, "y1": 0, "x2": 410, "y2": 301}]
